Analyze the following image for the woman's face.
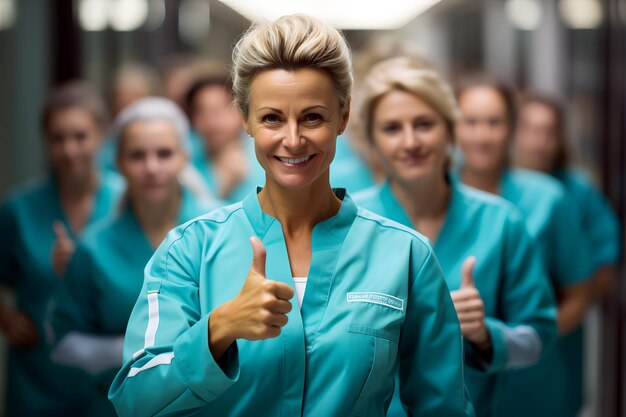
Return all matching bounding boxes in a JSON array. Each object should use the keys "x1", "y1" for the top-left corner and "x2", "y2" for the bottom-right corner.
[
  {"x1": 371, "y1": 89, "x2": 450, "y2": 186},
  {"x1": 191, "y1": 85, "x2": 243, "y2": 154},
  {"x1": 514, "y1": 102, "x2": 560, "y2": 172},
  {"x1": 117, "y1": 119, "x2": 187, "y2": 203},
  {"x1": 46, "y1": 107, "x2": 102, "y2": 180},
  {"x1": 456, "y1": 86, "x2": 510, "y2": 173},
  {"x1": 244, "y1": 68, "x2": 349, "y2": 190}
]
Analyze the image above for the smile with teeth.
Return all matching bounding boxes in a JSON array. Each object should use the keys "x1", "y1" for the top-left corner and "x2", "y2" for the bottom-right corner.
[{"x1": 276, "y1": 155, "x2": 313, "y2": 165}]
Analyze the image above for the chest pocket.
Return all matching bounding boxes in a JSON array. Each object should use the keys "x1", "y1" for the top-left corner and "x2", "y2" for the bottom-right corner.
[{"x1": 349, "y1": 325, "x2": 398, "y2": 417}]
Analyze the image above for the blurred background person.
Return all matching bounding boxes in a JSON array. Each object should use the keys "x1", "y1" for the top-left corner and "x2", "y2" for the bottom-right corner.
[
  {"x1": 328, "y1": 132, "x2": 377, "y2": 193},
  {"x1": 454, "y1": 79, "x2": 595, "y2": 417},
  {"x1": 185, "y1": 76, "x2": 265, "y2": 203},
  {"x1": 347, "y1": 35, "x2": 432, "y2": 185},
  {"x1": 111, "y1": 62, "x2": 162, "y2": 117},
  {"x1": 50, "y1": 97, "x2": 208, "y2": 417},
  {"x1": 513, "y1": 93, "x2": 621, "y2": 416},
  {"x1": 0, "y1": 81, "x2": 124, "y2": 416},
  {"x1": 98, "y1": 62, "x2": 162, "y2": 175},
  {"x1": 354, "y1": 57, "x2": 557, "y2": 417},
  {"x1": 161, "y1": 54, "x2": 206, "y2": 110}
]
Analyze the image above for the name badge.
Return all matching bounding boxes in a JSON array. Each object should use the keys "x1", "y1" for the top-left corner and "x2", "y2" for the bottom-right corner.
[{"x1": 347, "y1": 292, "x2": 404, "y2": 311}]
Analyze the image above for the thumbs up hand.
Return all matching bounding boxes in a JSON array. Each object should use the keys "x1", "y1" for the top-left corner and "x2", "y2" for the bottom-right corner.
[
  {"x1": 450, "y1": 257, "x2": 489, "y2": 346},
  {"x1": 208, "y1": 237, "x2": 294, "y2": 361},
  {"x1": 51, "y1": 221, "x2": 75, "y2": 278}
]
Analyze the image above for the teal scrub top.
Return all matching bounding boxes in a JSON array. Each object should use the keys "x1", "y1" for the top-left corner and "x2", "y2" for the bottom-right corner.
[
  {"x1": 109, "y1": 188, "x2": 475, "y2": 417},
  {"x1": 53, "y1": 188, "x2": 206, "y2": 339},
  {"x1": 553, "y1": 168, "x2": 621, "y2": 269},
  {"x1": 0, "y1": 174, "x2": 124, "y2": 417},
  {"x1": 190, "y1": 130, "x2": 266, "y2": 204},
  {"x1": 497, "y1": 169, "x2": 595, "y2": 288},
  {"x1": 552, "y1": 168, "x2": 621, "y2": 416},
  {"x1": 98, "y1": 134, "x2": 118, "y2": 175},
  {"x1": 354, "y1": 181, "x2": 557, "y2": 417},
  {"x1": 50, "y1": 188, "x2": 206, "y2": 416},
  {"x1": 453, "y1": 168, "x2": 595, "y2": 417},
  {"x1": 329, "y1": 134, "x2": 376, "y2": 193}
]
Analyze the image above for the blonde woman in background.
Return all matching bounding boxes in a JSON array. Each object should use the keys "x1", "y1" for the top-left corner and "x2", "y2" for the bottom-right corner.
[{"x1": 354, "y1": 57, "x2": 557, "y2": 417}]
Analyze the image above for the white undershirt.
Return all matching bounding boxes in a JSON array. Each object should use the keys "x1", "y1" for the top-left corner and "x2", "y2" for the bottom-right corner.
[{"x1": 292, "y1": 277, "x2": 308, "y2": 308}]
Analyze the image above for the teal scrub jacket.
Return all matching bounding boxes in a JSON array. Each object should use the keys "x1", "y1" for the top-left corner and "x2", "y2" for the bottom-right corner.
[
  {"x1": 0, "y1": 174, "x2": 123, "y2": 417},
  {"x1": 553, "y1": 168, "x2": 621, "y2": 416},
  {"x1": 51, "y1": 188, "x2": 207, "y2": 416},
  {"x1": 109, "y1": 188, "x2": 475, "y2": 417},
  {"x1": 355, "y1": 181, "x2": 557, "y2": 417},
  {"x1": 453, "y1": 168, "x2": 595, "y2": 417}
]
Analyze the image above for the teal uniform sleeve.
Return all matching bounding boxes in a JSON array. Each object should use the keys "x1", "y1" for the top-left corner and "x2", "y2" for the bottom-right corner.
[
  {"x1": 470, "y1": 212, "x2": 557, "y2": 374},
  {"x1": 52, "y1": 244, "x2": 99, "y2": 340},
  {"x1": 109, "y1": 225, "x2": 240, "y2": 417},
  {"x1": 398, "y1": 250, "x2": 475, "y2": 417},
  {"x1": 547, "y1": 193, "x2": 595, "y2": 287},
  {"x1": 0, "y1": 200, "x2": 18, "y2": 286},
  {"x1": 584, "y1": 186, "x2": 621, "y2": 268}
]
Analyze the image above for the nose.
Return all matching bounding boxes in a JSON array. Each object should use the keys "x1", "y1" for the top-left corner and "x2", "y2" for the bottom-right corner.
[
  {"x1": 402, "y1": 124, "x2": 420, "y2": 149},
  {"x1": 145, "y1": 153, "x2": 159, "y2": 173},
  {"x1": 472, "y1": 121, "x2": 492, "y2": 139},
  {"x1": 282, "y1": 120, "x2": 304, "y2": 150},
  {"x1": 61, "y1": 137, "x2": 79, "y2": 159}
]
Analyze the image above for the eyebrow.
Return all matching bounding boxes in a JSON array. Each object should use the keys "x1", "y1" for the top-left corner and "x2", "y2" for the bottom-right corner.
[{"x1": 256, "y1": 105, "x2": 330, "y2": 114}]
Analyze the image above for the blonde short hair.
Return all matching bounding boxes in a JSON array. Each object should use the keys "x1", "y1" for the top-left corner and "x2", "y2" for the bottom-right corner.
[
  {"x1": 232, "y1": 14, "x2": 353, "y2": 119},
  {"x1": 359, "y1": 56, "x2": 459, "y2": 140}
]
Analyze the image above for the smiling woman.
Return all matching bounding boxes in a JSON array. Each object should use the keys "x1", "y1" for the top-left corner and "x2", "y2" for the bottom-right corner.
[
  {"x1": 47, "y1": 97, "x2": 207, "y2": 417},
  {"x1": 0, "y1": 82, "x2": 124, "y2": 416},
  {"x1": 109, "y1": 14, "x2": 474, "y2": 417},
  {"x1": 454, "y1": 80, "x2": 596, "y2": 417},
  {"x1": 243, "y1": 67, "x2": 347, "y2": 192},
  {"x1": 353, "y1": 57, "x2": 557, "y2": 417}
]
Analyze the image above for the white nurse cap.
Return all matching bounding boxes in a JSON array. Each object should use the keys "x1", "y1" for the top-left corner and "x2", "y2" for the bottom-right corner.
[{"x1": 112, "y1": 96, "x2": 191, "y2": 155}]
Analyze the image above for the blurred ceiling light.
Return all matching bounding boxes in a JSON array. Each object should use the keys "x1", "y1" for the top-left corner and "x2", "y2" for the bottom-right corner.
[
  {"x1": 109, "y1": 0, "x2": 149, "y2": 31},
  {"x1": 505, "y1": 0, "x2": 542, "y2": 30},
  {"x1": 146, "y1": 0, "x2": 166, "y2": 30},
  {"x1": 559, "y1": 0, "x2": 603, "y2": 29},
  {"x1": 179, "y1": 0, "x2": 211, "y2": 45},
  {"x1": 218, "y1": 0, "x2": 441, "y2": 30},
  {"x1": 0, "y1": 0, "x2": 15, "y2": 30},
  {"x1": 78, "y1": 0, "x2": 109, "y2": 31}
]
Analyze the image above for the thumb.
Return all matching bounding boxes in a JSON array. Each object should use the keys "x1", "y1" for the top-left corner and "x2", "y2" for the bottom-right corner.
[
  {"x1": 249, "y1": 236, "x2": 266, "y2": 278},
  {"x1": 461, "y1": 256, "x2": 476, "y2": 288},
  {"x1": 53, "y1": 221, "x2": 70, "y2": 243}
]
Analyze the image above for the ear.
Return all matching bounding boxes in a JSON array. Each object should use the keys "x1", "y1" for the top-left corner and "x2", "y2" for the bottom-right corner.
[
  {"x1": 238, "y1": 108, "x2": 253, "y2": 137},
  {"x1": 338, "y1": 98, "x2": 351, "y2": 136}
]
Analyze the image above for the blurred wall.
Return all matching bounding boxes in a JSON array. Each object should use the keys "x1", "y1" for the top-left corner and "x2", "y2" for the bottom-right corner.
[{"x1": 0, "y1": 1, "x2": 50, "y2": 195}]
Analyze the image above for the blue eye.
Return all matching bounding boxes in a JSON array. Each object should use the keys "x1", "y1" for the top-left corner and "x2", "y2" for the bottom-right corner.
[
  {"x1": 262, "y1": 114, "x2": 281, "y2": 124},
  {"x1": 304, "y1": 113, "x2": 323, "y2": 123}
]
